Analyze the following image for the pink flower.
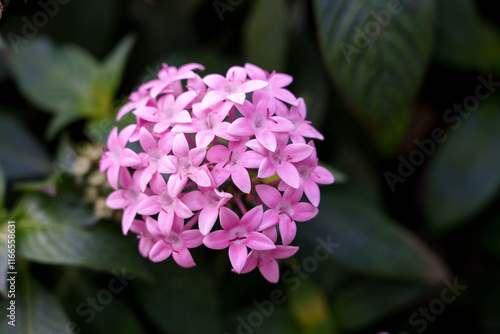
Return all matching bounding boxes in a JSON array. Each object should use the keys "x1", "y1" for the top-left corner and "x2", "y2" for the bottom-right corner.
[
  {"x1": 99, "y1": 125, "x2": 141, "y2": 189},
  {"x1": 146, "y1": 216, "x2": 204, "y2": 268},
  {"x1": 292, "y1": 141, "x2": 335, "y2": 206},
  {"x1": 181, "y1": 186, "x2": 233, "y2": 235},
  {"x1": 105, "y1": 169, "x2": 148, "y2": 234},
  {"x1": 276, "y1": 97, "x2": 324, "y2": 144},
  {"x1": 129, "y1": 219, "x2": 158, "y2": 258},
  {"x1": 206, "y1": 139, "x2": 262, "y2": 194},
  {"x1": 256, "y1": 184, "x2": 318, "y2": 245},
  {"x1": 136, "y1": 173, "x2": 193, "y2": 235},
  {"x1": 203, "y1": 206, "x2": 276, "y2": 273},
  {"x1": 201, "y1": 66, "x2": 268, "y2": 109},
  {"x1": 244, "y1": 63, "x2": 298, "y2": 106},
  {"x1": 134, "y1": 91, "x2": 196, "y2": 134},
  {"x1": 149, "y1": 62, "x2": 205, "y2": 98},
  {"x1": 240, "y1": 227, "x2": 298, "y2": 283},
  {"x1": 135, "y1": 127, "x2": 175, "y2": 191},
  {"x1": 227, "y1": 98, "x2": 294, "y2": 152},
  {"x1": 158, "y1": 133, "x2": 211, "y2": 196},
  {"x1": 247, "y1": 134, "x2": 315, "y2": 189}
]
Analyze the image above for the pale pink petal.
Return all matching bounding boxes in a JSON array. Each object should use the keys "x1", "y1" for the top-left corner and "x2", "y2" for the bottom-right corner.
[
  {"x1": 279, "y1": 217, "x2": 297, "y2": 245},
  {"x1": 219, "y1": 207, "x2": 240, "y2": 230},
  {"x1": 311, "y1": 166, "x2": 335, "y2": 184},
  {"x1": 149, "y1": 241, "x2": 172, "y2": 262},
  {"x1": 207, "y1": 145, "x2": 229, "y2": 164},
  {"x1": 117, "y1": 101, "x2": 136, "y2": 121},
  {"x1": 138, "y1": 237, "x2": 155, "y2": 258},
  {"x1": 189, "y1": 147, "x2": 207, "y2": 166},
  {"x1": 298, "y1": 123, "x2": 324, "y2": 140},
  {"x1": 231, "y1": 168, "x2": 251, "y2": 194},
  {"x1": 201, "y1": 90, "x2": 226, "y2": 110},
  {"x1": 268, "y1": 117, "x2": 295, "y2": 133},
  {"x1": 137, "y1": 196, "x2": 161, "y2": 215},
  {"x1": 182, "y1": 230, "x2": 204, "y2": 248},
  {"x1": 272, "y1": 245, "x2": 299, "y2": 259},
  {"x1": 240, "y1": 80, "x2": 268, "y2": 93},
  {"x1": 255, "y1": 184, "x2": 281, "y2": 209},
  {"x1": 198, "y1": 207, "x2": 219, "y2": 235},
  {"x1": 139, "y1": 165, "x2": 155, "y2": 191},
  {"x1": 171, "y1": 110, "x2": 192, "y2": 124},
  {"x1": 189, "y1": 168, "x2": 211, "y2": 187},
  {"x1": 242, "y1": 151, "x2": 264, "y2": 169},
  {"x1": 203, "y1": 73, "x2": 227, "y2": 89},
  {"x1": 284, "y1": 144, "x2": 315, "y2": 162},
  {"x1": 172, "y1": 133, "x2": 190, "y2": 157},
  {"x1": 259, "y1": 258, "x2": 280, "y2": 283},
  {"x1": 174, "y1": 199, "x2": 194, "y2": 219},
  {"x1": 227, "y1": 117, "x2": 254, "y2": 137},
  {"x1": 304, "y1": 180, "x2": 321, "y2": 207},
  {"x1": 158, "y1": 210, "x2": 175, "y2": 235},
  {"x1": 292, "y1": 203, "x2": 319, "y2": 222},
  {"x1": 167, "y1": 174, "x2": 188, "y2": 197},
  {"x1": 195, "y1": 131, "x2": 215, "y2": 148},
  {"x1": 173, "y1": 247, "x2": 196, "y2": 268},
  {"x1": 258, "y1": 158, "x2": 276, "y2": 179},
  {"x1": 260, "y1": 210, "x2": 279, "y2": 230},
  {"x1": 283, "y1": 185, "x2": 303, "y2": 205},
  {"x1": 211, "y1": 165, "x2": 231, "y2": 187},
  {"x1": 118, "y1": 124, "x2": 137, "y2": 147},
  {"x1": 270, "y1": 73, "x2": 293, "y2": 88},
  {"x1": 240, "y1": 251, "x2": 259, "y2": 274},
  {"x1": 227, "y1": 66, "x2": 247, "y2": 82},
  {"x1": 158, "y1": 155, "x2": 176, "y2": 174},
  {"x1": 229, "y1": 243, "x2": 248, "y2": 273},
  {"x1": 139, "y1": 127, "x2": 157, "y2": 152},
  {"x1": 227, "y1": 92, "x2": 246, "y2": 105},
  {"x1": 175, "y1": 90, "x2": 197, "y2": 109},
  {"x1": 149, "y1": 172, "x2": 167, "y2": 194},
  {"x1": 277, "y1": 162, "x2": 300, "y2": 189},
  {"x1": 244, "y1": 63, "x2": 266, "y2": 80},
  {"x1": 122, "y1": 205, "x2": 138, "y2": 235},
  {"x1": 246, "y1": 231, "x2": 276, "y2": 250},
  {"x1": 106, "y1": 190, "x2": 127, "y2": 209},
  {"x1": 203, "y1": 230, "x2": 230, "y2": 249},
  {"x1": 120, "y1": 148, "x2": 141, "y2": 166},
  {"x1": 106, "y1": 127, "x2": 118, "y2": 149},
  {"x1": 107, "y1": 164, "x2": 120, "y2": 189},
  {"x1": 241, "y1": 205, "x2": 263, "y2": 231},
  {"x1": 255, "y1": 131, "x2": 277, "y2": 152},
  {"x1": 181, "y1": 190, "x2": 205, "y2": 211}
]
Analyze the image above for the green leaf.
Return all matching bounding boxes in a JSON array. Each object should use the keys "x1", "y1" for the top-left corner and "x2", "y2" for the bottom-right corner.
[
  {"x1": 0, "y1": 273, "x2": 71, "y2": 333},
  {"x1": 434, "y1": 0, "x2": 500, "y2": 72},
  {"x1": 137, "y1": 262, "x2": 223, "y2": 334},
  {"x1": 332, "y1": 278, "x2": 428, "y2": 331},
  {"x1": 0, "y1": 112, "x2": 52, "y2": 181},
  {"x1": 5, "y1": 36, "x2": 135, "y2": 137},
  {"x1": 422, "y1": 94, "x2": 500, "y2": 232},
  {"x1": 298, "y1": 192, "x2": 448, "y2": 282},
  {"x1": 313, "y1": 0, "x2": 435, "y2": 154},
  {"x1": 243, "y1": 0, "x2": 289, "y2": 71},
  {"x1": 17, "y1": 220, "x2": 152, "y2": 280}
]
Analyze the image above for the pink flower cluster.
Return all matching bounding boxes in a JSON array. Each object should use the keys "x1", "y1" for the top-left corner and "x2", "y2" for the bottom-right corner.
[{"x1": 99, "y1": 63, "x2": 334, "y2": 283}]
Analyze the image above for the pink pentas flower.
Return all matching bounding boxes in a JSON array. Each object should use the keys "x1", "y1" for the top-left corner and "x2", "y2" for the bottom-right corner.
[
  {"x1": 146, "y1": 216, "x2": 204, "y2": 268},
  {"x1": 207, "y1": 139, "x2": 262, "y2": 194},
  {"x1": 247, "y1": 134, "x2": 315, "y2": 189},
  {"x1": 158, "y1": 133, "x2": 211, "y2": 196},
  {"x1": 100, "y1": 62, "x2": 334, "y2": 279},
  {"x1": 105, "y1": 169, "x2": 148, "y2": 235},
  {"x1": 244, "y1": 63, "x2": 298, "y2": 106},
  {"x1": 240, "y1": 227, "x2": 299, "y2": 283},
  {"x1": 292, "y1": 141, "x2": 335, "y2": 207},
  {"x1": 136, "y1": 173, "x2": 193, "y2": 236},
  {"x1": 203, "y1": 206, "x2": 276, "y2": 273},
  {"x1": 99, "y1": 125, "x2": 141, "y2": 189},
  {"x1": 256, "y1": 184, "x2": 318, "y2": 245},
  {"x1": 201, "y1": 66, "x2": 268, "y2": 109},
  {"x1": 182, "y1": 186, "x2": 233, "y2": 235}
]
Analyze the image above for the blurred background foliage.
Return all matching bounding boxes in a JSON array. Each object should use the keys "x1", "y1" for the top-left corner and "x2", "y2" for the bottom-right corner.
[{"x1": 0, "y1": 0, "x2": 500, "y2": 333}]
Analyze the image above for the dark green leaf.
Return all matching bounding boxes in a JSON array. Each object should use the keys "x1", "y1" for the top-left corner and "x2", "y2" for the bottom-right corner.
[
  {"x1": 17, "y1": 220, "x2": 152, "y2": 280},
  {"x1": 422, "y1": 95, "x2": 500, "y2": 232},
  {"x1": 0, "y1": 273, "x2": 71, "y2": 334},
  {"x1": 313, "y1": 0, "x2": 435, "y2": 154},
  {"x1": 298, "y1": 192, "x2": 448, "y2": 282},
  {"x1": 0, "y1": 112, "x2": 52, "y2": 181},
  {"x1": 243, "y1": 0, "x2": 289, "y2": 71},
  {"x1": 333, "y1": 278, "x2": 428, "y2": 330},
  {"x1": 137, "y1": 262, "x2": 223, "y2": 334}
]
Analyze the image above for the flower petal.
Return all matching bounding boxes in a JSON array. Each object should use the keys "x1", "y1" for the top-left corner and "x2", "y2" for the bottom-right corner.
[
  {"x1": 149, "y1": 240, "x2": 172, "y2": 262},
  {"x1": 241, "y1": 205, "x2": 263, "y2": 231},
  {"x1": 198, "y1": 207, "x2": 219, "y2": 235},
  {"x1": 246, "y1": 231, "x2": 276, "y2": 250},
  {"x1": 292, "y1": 203, "x2": 319, "y2": 222},
  {"x1": 255, "y1": 184, "x2": 282, "y2": 209},
  {"x1": 277, "y1": 162, "x2": 300, "y2": 189},
  {"x1": 259, "y1": 258, "x2": 280, "y2": 283},
  {"x1": 219, "y1": 206, "x2": 240, "y2": 230},
  {"x1": 229, "y1": 243, "x2": 248, "y2": 273},
  {"x1": 203, "y1": 230, "x2": 230, "y2": 249},
  {"x1": 279, "y1": 217, "x2": 297, "y2": 245},
  {"x1": 231, "y1": 168, "x2": 251, "y2": 194}
]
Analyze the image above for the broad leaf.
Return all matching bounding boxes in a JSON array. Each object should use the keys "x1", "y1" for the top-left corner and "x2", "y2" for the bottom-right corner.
[
  {"x1": 137, "y1": 262, "x2": 223, "y2": 334},
  {"x1": 434, "y1": 0, "x2": 500, "y2": 72},
  {"x1": 313, "y1": 0, "x2": 435, "y2": 154},
  {"x1": 298, "y1": 192, "x2": 448, "y2": 282},
  {"x1": 0, "y1": 112, "x2": 52, "y2": 181},
  {"x1": 243, "y1": 0, "x2": 289, "y2": 71},
  {"x1": 17, "y1": 220, "x2": 152, "y2": 280},
  {"x1": 332, "y1": 278, "x2": 428, "y2": 331},
  {"x1": 0, "y1": 274, "x2": 71, "y2": 333},
  {"x1": 421, "y1": 95, "x2": 500, "y2": 232}
]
